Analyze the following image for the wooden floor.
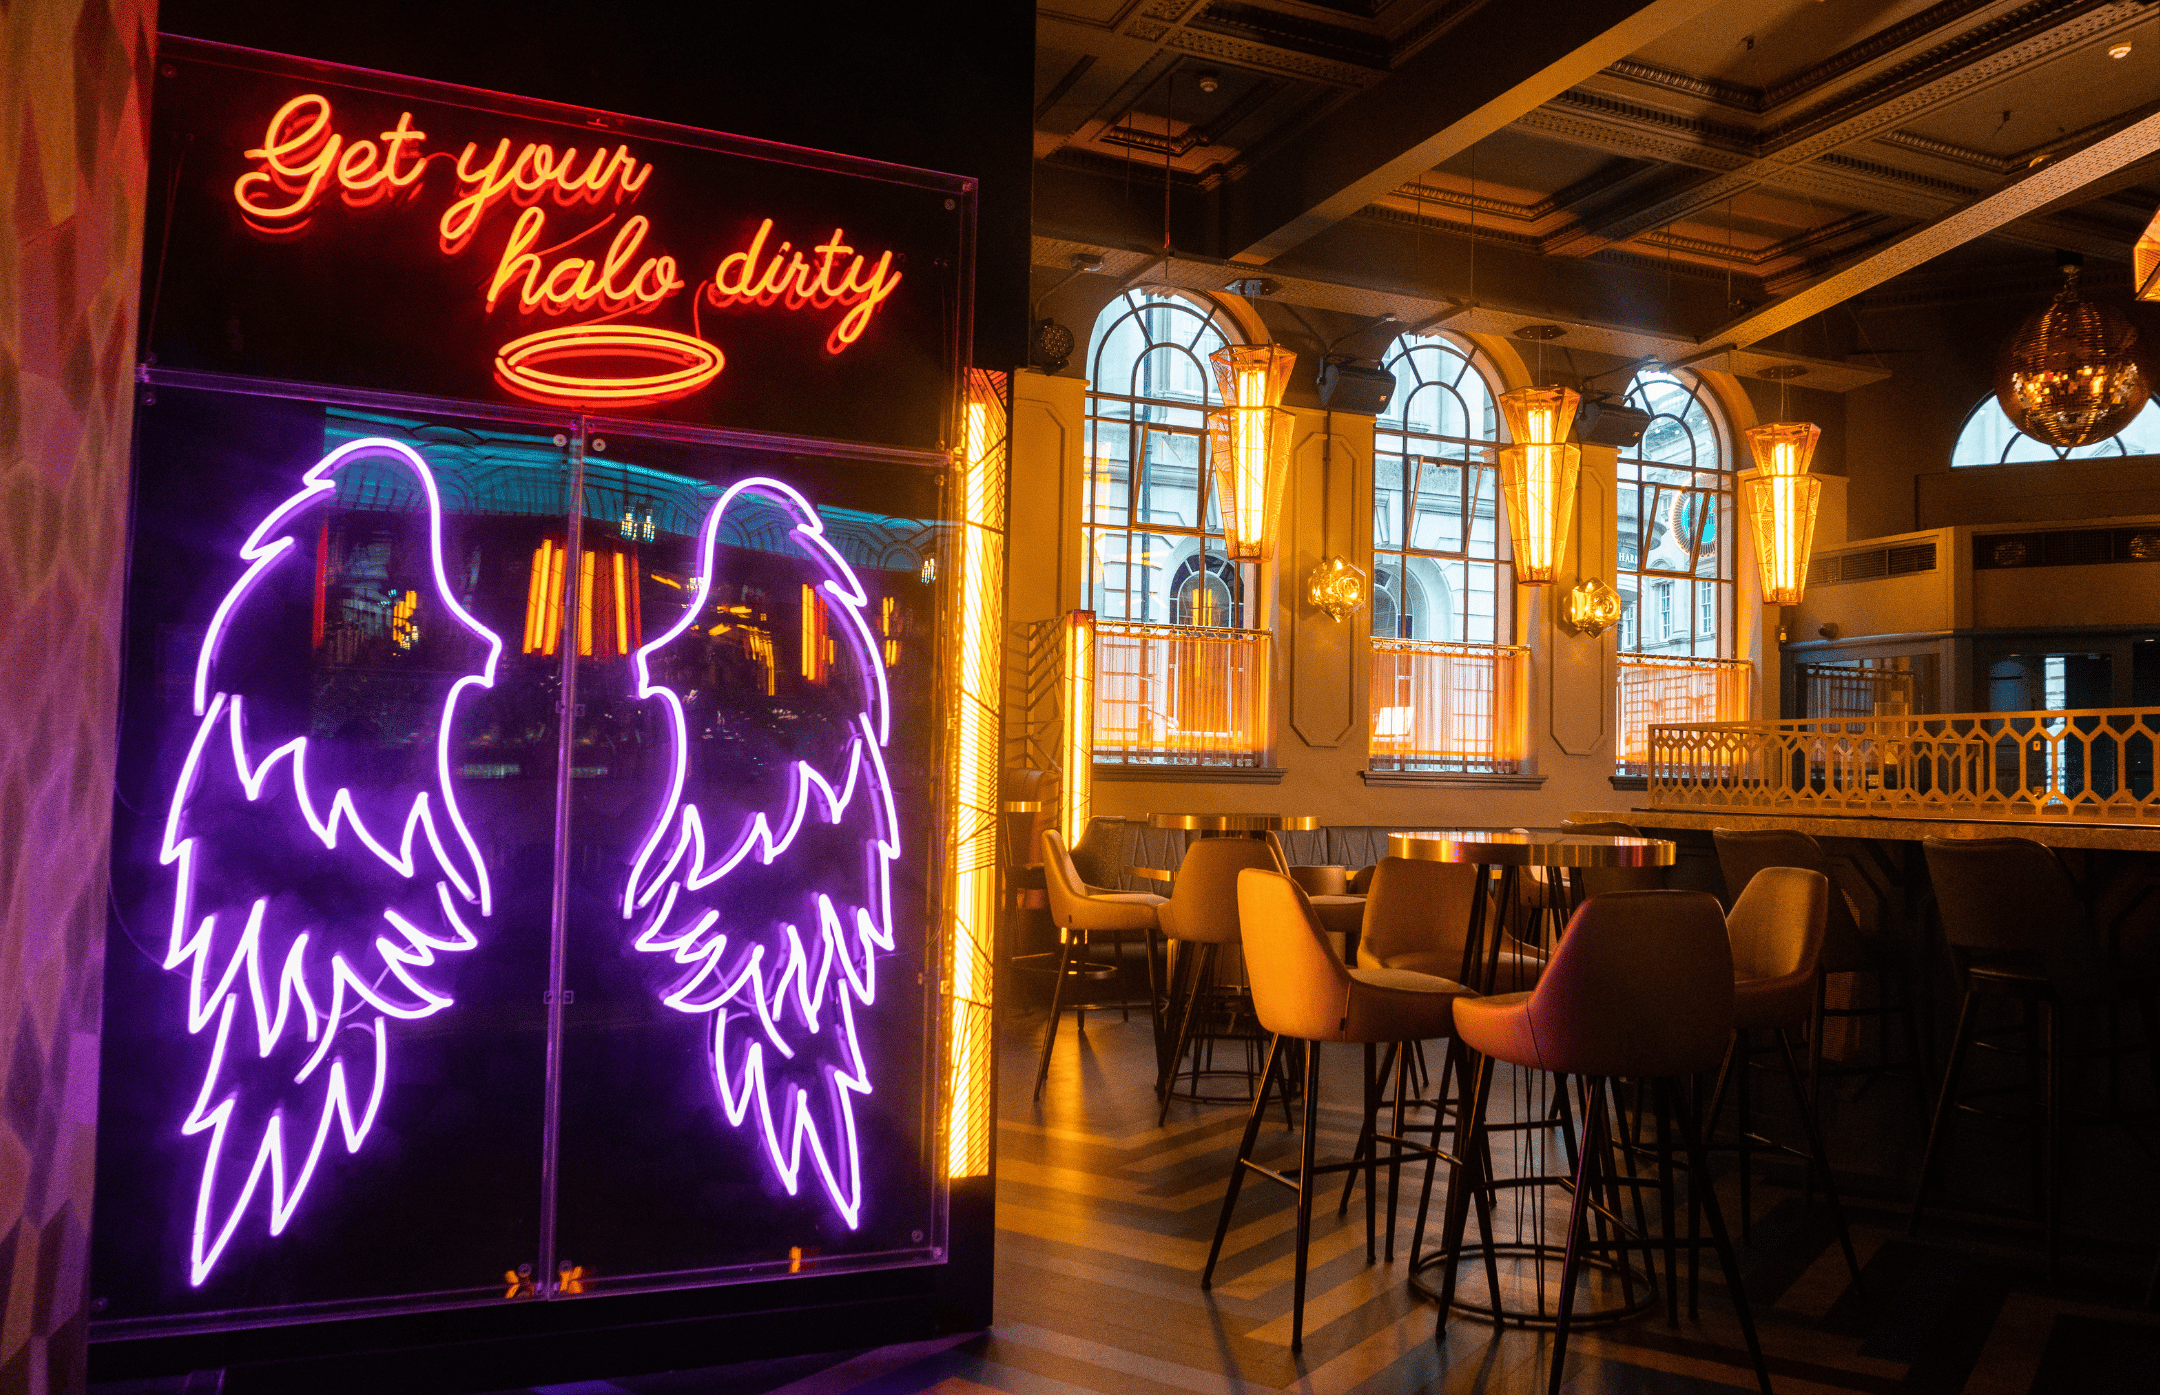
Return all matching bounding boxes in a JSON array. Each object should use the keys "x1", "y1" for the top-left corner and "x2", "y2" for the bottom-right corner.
[{"x1": 485, "y1": 977, "x2": 2160, "y2": 1395}]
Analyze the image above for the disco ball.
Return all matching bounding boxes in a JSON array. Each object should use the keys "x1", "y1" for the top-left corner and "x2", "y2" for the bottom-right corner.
[{"x1": 1994, "y1": 265, "x2": 2151, "y2": 449}]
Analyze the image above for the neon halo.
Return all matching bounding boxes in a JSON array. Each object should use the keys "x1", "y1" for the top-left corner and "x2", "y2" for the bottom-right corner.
[{"x1": 494, "y1": 325, "x2": 725, "y2": 407}]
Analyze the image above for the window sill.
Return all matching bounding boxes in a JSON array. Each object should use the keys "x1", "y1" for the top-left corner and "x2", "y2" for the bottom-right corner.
[
  {"x1": 1094, "y1": 764, "x2": 1286, "y2": 785},
  {"x1": 1608, "y1": 775, "x2": 1648, "y2": 791},
  {"x1": 1360, "y1": 770, "x2": 1548, "y2": 790}
]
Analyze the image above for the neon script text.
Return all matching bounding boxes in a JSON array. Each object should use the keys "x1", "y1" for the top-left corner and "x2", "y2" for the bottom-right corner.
[
  {"x1": 709, "y1": 221, "x2": 902, "y2": 354},
  {"x1": 228, "y1": 93, "x2": 907, "y2": 407}
]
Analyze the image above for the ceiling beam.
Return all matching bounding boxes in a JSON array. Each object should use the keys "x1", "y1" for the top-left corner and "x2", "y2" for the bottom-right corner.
[
  {"x1": 1533, "y1": 0, "x2": 2133, "y2": 258},
  {"x1": 1218, "y1": 0, "x2": 1723, "y2": 266},
  {"x1": 1699, "y1": 103, "x2": 2160, "y2": 351}
]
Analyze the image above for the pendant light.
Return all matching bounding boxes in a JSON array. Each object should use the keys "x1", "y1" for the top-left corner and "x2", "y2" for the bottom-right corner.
[
  {"x1": 1995, "y1": 257, "x2": 2151, "y2": 448},
  {"x1": 1206, "y1": 344, "x2": 1295, "y2": 562},
  {"x1": 1495, "y1": 339, "x2": 1581, "y2": 586},
  {"x1": 1742, "y1": 417, "x2": 1822, "y2": 607}
]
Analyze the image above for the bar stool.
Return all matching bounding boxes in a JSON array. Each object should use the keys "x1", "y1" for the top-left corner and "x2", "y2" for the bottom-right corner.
[
  {"x1": 1443, "y1": 890, "x2": 1772, "y2": 1395},
  {"x1": 1034, "y1": 829, "x2": 1166, "y2": 1102},
  {"x1": 1707, "y1": 866, "x2": 1864, "y2": 1292},
  {"x1": 1200, "y1": 868, "x2": 1473, "y2": 1352},
  {"x1": 1287, "y1": 863, "x2": 1367, "y2": 958},
  {"x1": 1915, "y1": 836, "x2": 2159, "y2": 1280},
  {"x1": 1157, "y1": 836, "x2": 1282, "y2": 1122},
  {"x1": 1715, "y1": 828, "x2": 1927, "y2": 1104},
  {"x1": 1331, "y1": 854, "x2": 1489, "y2": 1242}
]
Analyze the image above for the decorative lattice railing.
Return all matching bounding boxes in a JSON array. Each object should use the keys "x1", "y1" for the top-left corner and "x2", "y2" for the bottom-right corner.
[{"x1": 1647, "y1": 707, "x2": 2160, "y2": 821}]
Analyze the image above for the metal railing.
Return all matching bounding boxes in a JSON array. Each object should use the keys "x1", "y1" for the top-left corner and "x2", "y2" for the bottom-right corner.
[
  {"x1": 1618, "y1": 653, "x2": 1753, "y2": 768},
  {"x1": 1369, "y1": 639, "x2": 1530, "y2": 772},
  {"x1": 1648, "y1": 706, "x2": 2160, "y2": 821},
  {"x1": 1094, "y1": 620, "x2": 1271, "y2": 766}
]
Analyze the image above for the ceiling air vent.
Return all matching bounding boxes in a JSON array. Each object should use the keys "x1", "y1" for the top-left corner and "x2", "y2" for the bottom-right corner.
[
  {"x1": 1887, "y1": 542, "x2": 1937, "y2": 575},
  {"x1": 1810, "y1": 541, "x2": 1939, "y2": 586},
  {"x1": 1975, "y1": 526, "x2": 2160, "y2": 569}
]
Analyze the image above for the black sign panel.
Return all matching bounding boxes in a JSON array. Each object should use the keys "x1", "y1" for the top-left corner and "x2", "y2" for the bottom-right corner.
[{"x1": 144, "y1": 38, "x2": 972, "y2": 450}]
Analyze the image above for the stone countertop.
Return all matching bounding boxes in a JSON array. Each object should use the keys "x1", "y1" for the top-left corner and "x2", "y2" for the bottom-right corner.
[{"x1": 1568, "y1": 805, "x2": 2160, "y2": 852}]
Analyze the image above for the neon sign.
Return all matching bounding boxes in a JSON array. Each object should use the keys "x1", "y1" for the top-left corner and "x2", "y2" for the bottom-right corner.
[
  {"x1": 166, "y1": 438, "x2": 502, "y2": 1286},
  {"x1": 623, "y1": 480, "x2": 897, "y2": 1230},
  {"x1": 226, "y1": 93, "x2": 903, "y2": 409}
]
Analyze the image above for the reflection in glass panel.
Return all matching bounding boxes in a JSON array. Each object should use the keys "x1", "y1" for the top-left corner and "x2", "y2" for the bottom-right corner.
[
  {"x1": 97, "y1": 391, "x2": 558, "y2": 1325},
  {"x1": 557, "y1": 435, "x2": 944, "y2": 1290}
]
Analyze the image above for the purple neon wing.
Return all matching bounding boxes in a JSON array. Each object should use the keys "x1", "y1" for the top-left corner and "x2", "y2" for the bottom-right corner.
[
  {"x1": 622, "y1": 479, "x2": 897, "y2": 1230},
  {"x1": 165, "y1": 439, "x2": 501, "y2": 1286}
]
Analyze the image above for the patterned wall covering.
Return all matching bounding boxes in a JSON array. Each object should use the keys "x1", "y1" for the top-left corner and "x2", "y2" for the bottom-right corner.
[{"x1": 0, "y1": 2, "x2": 153, "y2": 1390}]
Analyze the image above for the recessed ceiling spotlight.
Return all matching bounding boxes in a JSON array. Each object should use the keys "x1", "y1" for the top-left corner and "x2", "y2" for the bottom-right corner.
[{"x1": 2111, "y1": 41, "x2": 2133, "y2": 59}]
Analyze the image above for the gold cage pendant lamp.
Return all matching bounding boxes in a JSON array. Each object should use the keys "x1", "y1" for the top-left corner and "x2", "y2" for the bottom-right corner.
[
  {"x1": 1995, "y1": 260, "x2": 2151, "y2": 448},
  {"x1": 1206, "y1": 344, "x2": 1296, "y2": 563},
  {"x1": 1495, "y1": 384, "x2": 1581, "y2": 585},
  {"x1": 1742, "y1": 420, "x2": 1822, "y2": 607}
]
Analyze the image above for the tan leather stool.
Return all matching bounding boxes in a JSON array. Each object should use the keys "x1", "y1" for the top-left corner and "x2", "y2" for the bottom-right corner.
[
  {"x1": 1334, "y1": 854, "x2": 1530, "y2": 1235},
  {"x1": 1707, "y1": 866, "x2": 1864, "y2": 1295},
  {"x1": 1444, "y1": 890, "x2": 1771, "y2": 1395},
  {"x1": 1156, "y1": 837, "x2": 1282, "y2": 1122},
  {"x1": 1716, "y1": 827, "x2": 1928, "y2": 1105},
  {"x1": 1916, "y1": 836, "x2": 2160, "y2": 1281},
  {"x1": 1035, "y1": 829, "x2": 1165, "y2": 1102},
  {"x1": 1199, "y1": 868, "x2": 1473, "y2": 1353}
]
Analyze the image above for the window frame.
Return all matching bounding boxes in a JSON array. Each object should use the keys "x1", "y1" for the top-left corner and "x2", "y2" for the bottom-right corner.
[
  {"x1": 1081, "y1": 288, "x2": 1273, "y2": 771},
  {"x1": 1613, "y1": 368, "x2": 1733, "y2": 662},
  {"x1": 1081, "y1": 289, "x2": 1245, "y2": 629},
  {"x1": 1950, "y1": 394, "x2": 2160, "y2": 467},
  {"x1": 1369, "y1": 332, "x2": 1512, "y2": 646}
]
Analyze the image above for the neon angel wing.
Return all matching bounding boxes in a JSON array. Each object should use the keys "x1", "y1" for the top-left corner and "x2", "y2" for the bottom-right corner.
[
  {"x1": 164, "y1": 438, "x2": 501, "y2": 1286},
  {"x1": 622, "y1": 478, "x2": 899, "y2": 1231}
]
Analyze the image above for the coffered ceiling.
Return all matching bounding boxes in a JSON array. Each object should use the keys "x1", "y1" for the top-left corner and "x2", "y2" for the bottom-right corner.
[{"x1": 1034, "y1": 0, "x2": 2160, "y2": 353}]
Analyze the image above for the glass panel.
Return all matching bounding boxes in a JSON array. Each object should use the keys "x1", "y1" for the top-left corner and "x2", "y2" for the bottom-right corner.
[
  {"x1": 1086, "y1": 421, "x2": 1132, "y2": 527},
  {"x1": 553, "y1": 426, "x2": 944, "y2": 1292},
  {"x1": 1463, "y1": 561, "x2": 1499, "y2": 645},
  {"x1": 1408, "y1": 458, "x2": 1463, "y2": 554},
  {"x1": 1139, "y1": 428, "x2": 1203, "y2": 529},
  {"x1": 1373, "y1": 454, "x2": 1406, "y2": 551},
  {"x1": 96, "y1": 386, "x2": 559, "y2": 1325}
]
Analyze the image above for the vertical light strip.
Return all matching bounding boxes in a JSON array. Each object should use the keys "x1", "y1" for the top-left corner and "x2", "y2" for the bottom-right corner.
[
  {"x1": 1060, "y1": 610, "x2": 1095, "y2": 844},
  {"x1": 944, "y1": 370, "x2": 1006, "y2": 1181},
  {"x1": 524, "y1": 540, "x2": 551, "y2": 654},
  {"x1": 577, "y1": 548, "x2": 597, "y2": 656},
  {"x1": 612, "y1": 550, "x2": 630, "y2": 656}
]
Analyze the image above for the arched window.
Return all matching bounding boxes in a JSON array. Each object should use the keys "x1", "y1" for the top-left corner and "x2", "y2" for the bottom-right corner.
[
  {"x1": 1371, "y1": 334, "x2": 1507, "y2": 643},
  {"x1": 1083, "y1": 290, "x2": 1269, "y2": 768},
  {"x1": 1082, "y1": 289, "x2": 1238, "y2": 625},
  {"x1": 1615, "y1": 370, "x2": 1730, "y2": 658},
  {"x1": 1951, "y1": 395, "x2": 2160, "y2": 466}
]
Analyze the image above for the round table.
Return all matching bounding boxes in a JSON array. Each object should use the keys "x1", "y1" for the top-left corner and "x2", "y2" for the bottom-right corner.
[
  {"x1": 1388, "y1": 827, "x2": 1677, "y2": 1330},
  {"x1": 1387, "y1": 829, "x2": 1673, "y2": 992}
]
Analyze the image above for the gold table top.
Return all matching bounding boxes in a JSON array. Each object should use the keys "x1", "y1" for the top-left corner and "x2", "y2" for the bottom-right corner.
[
  {"x1": 1388, "y1": 829, "x2": 1677, "y2": 868},
  {"x1": 1149, "y1": 812, "x2": 1321, "y2": 832}
]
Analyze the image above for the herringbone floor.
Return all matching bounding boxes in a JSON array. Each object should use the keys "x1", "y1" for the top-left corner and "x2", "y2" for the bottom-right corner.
[{"x1": 487, "y1": 980, "x2": 2160, "y2": 1395}]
